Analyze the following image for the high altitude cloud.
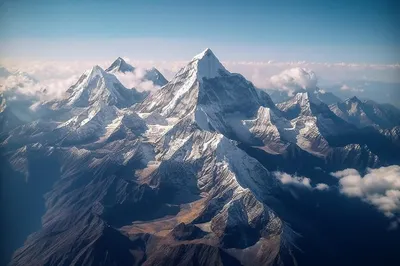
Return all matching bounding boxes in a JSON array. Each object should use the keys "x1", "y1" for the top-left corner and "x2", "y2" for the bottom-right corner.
[
  {"x1": 0, "y1": 61, "x2": 165, "y2": 101},
  {"x1": 331, "y1": 165, "x2": 400, "y2": 218},
  {"x1": 2, "y1": 57, "x2": 399, "y2": 102},
  {"x1": 274, "y1": 171, "x2": 329, "y2": 191},
  {"x1": 0, "y1": 61, "x2": 98, "y2": 101},
  {"x1": 113, "y1": 68, "x2": 161, "y2": 93},
  {"x1": 315, "y1": 183, "x2": 329, "y2": 191},
  {"x1": 0, "y1": 71, "x2": 41, "y2": 98},
  {"x1": 269, "y1": 67, "x2": 318, "y2": 95},
  {"x1": 340, "y1": 84, "x2": 364, "y2": 92},
  {"x1": 0, "y1": 68, "x2": 78, "y2": 100},
  {"x1": 223, "y1": 61, "x2": 400, "y2": 89}
]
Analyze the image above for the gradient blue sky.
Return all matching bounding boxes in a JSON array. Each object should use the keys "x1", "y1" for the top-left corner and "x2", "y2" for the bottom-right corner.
[{"x1": 0, "y1": 0, "x2": 399, "y2": 63}]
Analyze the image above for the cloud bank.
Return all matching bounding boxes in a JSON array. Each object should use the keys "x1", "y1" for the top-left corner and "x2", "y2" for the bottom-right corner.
[
  {"x1": 222, "y1": 60, "x2": 400, "y2": 89},
  {"x1": 331, "y1": 165, "x2": 400, "y2": 218},
  {"x1": 269, "y1": 67, "x2": 318, "y2": 95},
  {"x1": 0, "y1": 60, "x2": 165, "y2": 101},
  {"x1": 1, "y1": 57, "x2": 399, "y2": 103},
  {"x1": 274, "y1": 171, "x2": 329, "y2": 191},
  {"x1": 113, "y1": 68, "x2": 161, "y2": 93},
  {"x1": 274, "y1": 166, "x2": 400, "y2": 229},
  {"x1": 0, "y1": 69, "x2": 79, "y2": 100},
  {"x1": 340, "y1": 84, "x2": 364, "y2": 92}
]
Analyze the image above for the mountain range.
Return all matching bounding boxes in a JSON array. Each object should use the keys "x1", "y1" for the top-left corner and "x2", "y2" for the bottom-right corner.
[
  {"x1": 1, "y1": 49, "x2": 400, "y2": 266},
  {"x1": 267, "y1": 86, "x2": 342, "y2": 106},
  {"x1": 106, "y1": 57, "x2": 168, "y2": 87}
]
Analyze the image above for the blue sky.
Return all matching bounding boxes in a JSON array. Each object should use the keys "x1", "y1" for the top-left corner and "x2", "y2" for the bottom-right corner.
[{"x1": 0, "y1": 0, "x2": 399, "y2": 63}]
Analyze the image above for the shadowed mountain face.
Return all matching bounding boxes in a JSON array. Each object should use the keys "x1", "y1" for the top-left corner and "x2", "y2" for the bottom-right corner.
[{"x1": 1, "y1": 49, "x2": 400, "y2": 266}]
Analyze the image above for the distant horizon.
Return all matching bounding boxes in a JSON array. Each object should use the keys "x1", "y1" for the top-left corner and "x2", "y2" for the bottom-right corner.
[
  {"x1": 0, "y1": 0, "x2": 399, "y2": 106},
  {"x1": 1, "y1": 0, "x2": 399, "y2": 64},
  {"x1": 1, "y1": 38, "x2": 399, "y2": 64},
  {"x1": 1, "y1": 46, "x2": 399, "y2": 108},
  {"x1": 1, "y1": 45, "x2": 399, "y2": 87}
]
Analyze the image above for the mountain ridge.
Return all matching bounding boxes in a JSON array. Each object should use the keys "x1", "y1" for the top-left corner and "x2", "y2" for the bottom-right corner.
[
  {"x1": 1, "y1": 48, "x2": 400, "y2": 266},
  {"x1": 106, "y1": 57, "x2": 168, "y2": 87}
]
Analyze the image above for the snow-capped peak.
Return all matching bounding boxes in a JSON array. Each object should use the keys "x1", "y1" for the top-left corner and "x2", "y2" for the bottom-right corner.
[
  {"x1": 87, "y1": 65, "x2": 106, "y2": 77},
  {"x1": 278, "y1": 91, "x2": 321, "y2": 114},
  {"x1": 105, "y1": 58, "x2": 167, "y2": 87},
  {"x1": 193, "y1": 48, "x2": 214, "y2": 60},
  {"x1": 330, "y1": 96, "x2": 400, "y2": 129},
  {"x1": 347, "y1": 96, "x2": 362, "y2": 103},
  {"x1": 59, "y1": 65, "x2": 145, "y2": 108},
  {"x1": 143, "y1": 67, "x2": 168, "y2": 87},
  {"x1": 277, "y1": 90, "x2": 330, "y2": 120},
  {"x1": 295, "y1": 91, "x2": 322, "y2": 106},
  {"x1": 189, "y1": 48, "x2": 228, "y2": 81},
  {"x1": 105, "y1": 57, "x2": 135, "y2": 73}
]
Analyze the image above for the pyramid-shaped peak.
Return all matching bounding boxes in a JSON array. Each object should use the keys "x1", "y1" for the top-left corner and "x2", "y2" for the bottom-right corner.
[
  {"x1": 114, "y1": 57, "x2": 131, "y2": 65},
  {"x1": 294, "y1": 90, "x2": 310, "y2": 101},
  {"x1": 294, "y1": 90, "x2": 322, "y2": 106},
  {"x1": 62, "y1": 64, "x2": 145, "y2": 109},
  {"x1": 193, "y1": 48, "x2": 215, "y2": 60},
  {"x1": 189, "y1": 48, "x2": 228, "y2": 80},
  {"x1": 143, "y1": 67, "x2": 168, "y2": 87},
  {"x1": 346, "y1": 96, "x2": 363, "y2": 104},
  {"x1": 147, "y1": 66, "x2": 162, "y2": 74},
  {"x1": 88, "y1": 65, "x2": 107, "y2": 77},
  {"x1": 349, "y1": 96, "x2": 360, "y2": 101},
  {"x1": 106, "y1": 57, "x2": 135, "y2": 73},
  {"x1": 92, "y1": 65, "x2": 104, "y2": 71}
]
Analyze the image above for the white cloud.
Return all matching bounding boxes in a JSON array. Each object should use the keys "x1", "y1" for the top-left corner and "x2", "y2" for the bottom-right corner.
[
  {"x1": 10, "y1": 60, "x2": 101, "y2": 81},
  {"x1": 113, "y1": 68, "x2": 161, "y2": 93},
  {"x1": 0, "y1": 68, "x2": 78, "y2": 101},
  {"x1": 331, "y1": 165, "x2": 400, "y2": 218},
  {"x1": 340, "y1": 84, "x2": 364, "y2": 92},
  {"x1": 2, "y1": 57, "x2": 399, "y2": 102},
  {"x1": 40, "y1": 74, "x2": 81, "y2": 99},
  {"x1": 331, "y1": 168, "x2": 360, "y2": 178},
  {"x1": 0, "y1": 74, "x2": 36, "y2": 90},
  {"x1": 269, "y1": 67, "x2": 318, "y2": 95},
  {"x1": 0, "y1": 59, "x2": 167, "y2": 100},
  {"x1": 222, "y1": 61, "x2": 400, "y2": 88},
  {"x1": 316, "y1": 183, "x2": 330, "y2": 191},
  {"x1": 0, "y1": 61, "x2": 103, "y2": 101},
  {"x1": 0, "y1": 71, "x2": 41, "y2": 98},
  {"x1": 273, "y1": 171, "x2": 329, "y2": 191},
  {"x1": 275, "y1": 171, "x2": 312, "y2": 189},
  {"x1": 340, "y1": 84, "x2": 352, "y2": 91}
]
